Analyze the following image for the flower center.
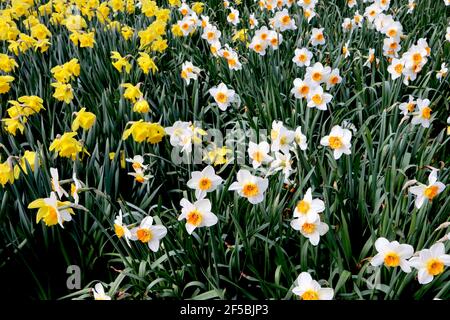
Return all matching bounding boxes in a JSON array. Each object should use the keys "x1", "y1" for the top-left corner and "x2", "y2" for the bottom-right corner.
[
  {"x1": 216, "y1": 92, "x2": 227, "y2": 104},
  {"x1": 137, "y1": 228, "x2": 152, "y2": 243},
  {"x1": 46, "y1": 206, "x2": 59, "y2": 226},
  {"x1": 384, "y1": 252, "x2": 400, "y2": 267},
  {"x1": 301, "y1": 290, "x2": 319, "y2": 300},
  {"x1": 198, "y1": 177, "x2": 212, "y2": 191},
  {"x1": 281, "y1": 15, "x2": 290, "y2": 25},
  {"x1": 242, "y1": 182, "x2": 259, "y2": 197},
  {"x1": 296, "y1": 200, "x2": 310, "y2": 214},
  {"x1": 329, "y1": 136, "x2": 343, "y2": 149},
  {"x1": 426, "y1": 259, "x2": 444, "y2": 276},
  {"x1": 407, "y1": 103, "x2": 415, "y2": 112},
  {"x1": 412, "y1": 53, "x2": 422, "y2": 64},
  {"x1": 330, "y1": 76, "x2": 339, "y2": 84},
  {"x1": 114, "y1": 224, "x2": 124, "y2": 238},
  {"x1": 298, "y1": 53, "x2": 307, "y2": 62},
  {"x1": 312, "y1": 94, "x2": 323, "y2": 105},
  {"x1": 316, "y1": 33, "x2": 324, "y2": 41},
  {"x1": 300, "y1": 85, "x2": 309, "y2": 96},
  {"x1": 421, "y1": 106, "x2": 431, "y2": 119},
  {"x1": 187, "y1": 209, "x2": 203, "y2": 226},
  {"x1": 394, "y1": 63, "x2": 403, "y2": 74},
  {"x1": 424, "y1": 185, "x2": 438, "y2": 200},
  {"x1": 252, "y1": 151, "x2": 263, "y2": 163},
  {"x1": 301, "y1": 222, "x2": 316, "y2": 234},
  {"x1": 312, "y1": 72, "x2": 322, "y2": 82}
]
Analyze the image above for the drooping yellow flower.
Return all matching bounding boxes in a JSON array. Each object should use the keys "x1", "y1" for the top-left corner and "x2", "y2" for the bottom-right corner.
[
  {"x1": 192, "y1": 2, "x2": 205, "y2": 14},
  {"x1": 121, "y1": 83, "x2": 142, "y2": 102},
  {"x1": 122, "y1": 120, "x2": 165, "y2": 144},
  {"x1": 171, "y1": 24, "x2": 183, "y2": 37},
  {"x1": 0, "y1": 75, "x2": 14, "y2": 94},
  {"x1": 49, "y1": 132, "x2": 89, "y2": 160},
  {"x1": 72, "y1": 107, "x2": 96, "y2": 131},
  {"x1": 109, "y1": 0, "x2": 125, "y2": 12},
  {"x1": 133, "y1": 98, "x2": 150, "y2": 113},
  {"x1": 205, "y1": 146, "x2": 232, "y2": 166},
  {"x1": 64, "y1": 15, "x2": 87, "y2": 32},
  {"x1": 0, "y1": 161, "x2": 15, "y2": 186},
  {"x1": 14, "y1": 150, "x2": 39, "y2": 179},
  {"x1": 96, "y1": 2, "x2": 111, "y2": 23},
  {"x1": 137, "y1": 52, "x2": 158, "y2": 74},
  {"x1": 111, "y1": 51, "x2": 132, "y2": 73},
  {"x1": 51, "y1": 82, "x2": 74, "y2": 103},
  {"x1": 30, "y1": 23, "x2": 51, "y2": 40},
  {"x1": 17, "y1": 95, "x2": 45, "y2": 115},
  {"x1": 121, "y1": 25, "x2": 134, "y2": 40},
  {"x1": 147, "y1": 123, "x2": 165, "y2": 144},
  {"x1": 79, "y1": 31, "x2": 96, "y2": 48},
  {"x1": 151, "y1": 38, "x2": 168, "y2": 52},
  {"x1": 0, "y1": 53, "x2": 18, "y2": 72},
  {"x1": 168, "y1": 0, "x2": 181, "y2": 7},
  {"x1": 51, "y1": 59, "x2": 80, "y2": 83}
]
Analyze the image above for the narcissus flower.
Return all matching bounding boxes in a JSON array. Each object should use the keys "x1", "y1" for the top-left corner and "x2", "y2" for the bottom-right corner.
[
  {"x1": 133, "y1": 98, "x2": 150, "y2": 113},
  {"x1": 122, "y1": 120, "x2": 165, "y2": 144},
  {"x1": 292, "y1": 272, "x2": 334, "y2": 300},
  {"x1": 307, "y1": 86, "x2": 332, "y2": 110},
  {"x1": 291, "y1": 78, "x2": 316, "y2": 99},
  {"x1": 187, "y1": 165, "x2": 223, "y2": 200},
  {"x1": 270, "y1": 120, "x2": 295, "y2": 154},
  {"x1": 114, "y1": 210, "x2": 131, "y2": 246},
  {"x1": 409, "y1": 170, "x2": 445, "y2": 209},
  {"x1": 28, "y1": 192, "x2": 75, "y2": 228},
  {"x1": 49, "y1": 132, "x2": 89, "y2": 160},
  {"x1": 51, "y1": 82, "x2": 74, "y2": 104},
  {"x1": 294, "y1": 126, "x2": 307, "y2": 151},
  {"x1": 93, "y1": 283, "x2": 111, "y2": 300},
  {"x1": 409, "y1": 243, "x2": 450, "y2": 284},
  {"x1": 370, "y1": 237, "x2": 414, "y2": 272},
  {"x1": 50, "y1": 167, "x2": 68, "y2": 199},
  {"x1": 291, "y1": 216, "x2": 329, "y2": 246},
  {"x1": 320, "y1": 125, "x2": 352, "y2": 160},
  {"x1": 293, "y1": 188, "x2": 325, "y2": 224},
  {"x1": 226, "y1": 7, "x2": 239, "y2": 26},
  {"x1": 72, "y1": 108, "x2": 96, "y2": 131},
  {"x1": 0, "y1": 75, "x2": 14, "y2": 94},
  {"x1": 131, "y1": 216, "x2": 167, "y2": 252},
  {"x1": 121, "y1": 83, "x2": 143, "y2": 102},
  {"x1": 111, "y1": 51, "x2": 132, "y2": 73},
  {"x1": 399, "y1": 95, "x2": 416, "y2": 116},
  {"x1": 310, "y1": 28, "x2": 325, "y2": 46},
  {"x1": 181, "y1": 61, "x2": 201, "y2": 85},
  {"x1": 178, "y1": 198, "x2": 218, "y2": 234},
  {"x1": 411, "y1": 98, "x2": 432, "y2": 128},
  {"x1": 0, "y1": 53, "x2": 18, "y2": 72},
  {"x1": 248, "y1": 141, "x2": 273, "y2": 169},
  {"x1": 0, "y1": 160, "x2": 14, "y2": 186},
  {"x1": 70, "y1": 173, "x2": 82, "y2": 205},
  {"x1": 14, "y1": 150, "x2": 39, "y2": 178},
  {"x1": 209, "y1": 83, "x2": 236, "y2": 111},
  {"x1": 292, "y1": 48, "x2": 313, "y2": 67},
  {"x1": 137, "y1": 52, "x2": 158, "y2": 74},
  {"x1": 229, "y1": 169, "x2": 268, "y2": 204},
  {"x1": 305, "y1": 62, "x2": 331, "y2": 84}
]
